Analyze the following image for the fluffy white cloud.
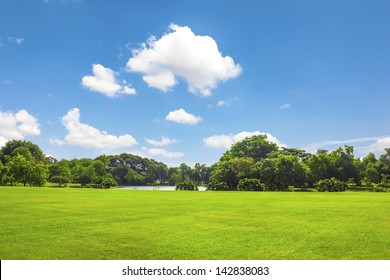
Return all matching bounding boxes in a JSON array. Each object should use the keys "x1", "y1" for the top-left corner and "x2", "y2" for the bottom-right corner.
[
  {"x1": 203, "y1": 131, "x2": 285, "y2": 149},
  {"x1": 0, "y1": 109, "x2": 40, "y2": 145},
  {"x1": 61, "y1": 108, "x2": 137, "y2": 149},
  {"x1": 127, "y1": 23, "x2": 242, "y2": 96},
  {"x1": 82, "y1": 64, "x2": 136, "y2": 97},
  {"x1": 165, "y1": 108, "x2": 202, "y2": 125},
  {"x1": 142, "y1": 147, "x2": 184, "y2": 158},
  {"x1": 145, "y1": 136, "x2": 177, "y2": 146}
]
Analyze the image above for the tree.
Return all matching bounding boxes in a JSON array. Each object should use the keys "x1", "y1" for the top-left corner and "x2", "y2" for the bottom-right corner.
[
  {"x1": 209, "y1": 159, "x2": 239, "y2": 190},
  {"x1": 252, "y1": 154, "x2": 308, "y2": 191},
  {"x1": 191, "y1": 163, "x2": 210, "y2": 185},
  {"x1": 6, "y1": 153, "x2": 47, "y2": 186},
  {"x1": 48, "y1": 160, "x2": 71, "y2": 187},
  {"x1": 306, "y1": 150, "x2": 335, "y2": 186},
  {"x1": 220, "y1": 135, "x2": 278, "y2": 162},
  {"x1": 0, "y1": 140, "x2": 45, "y2": 164},
  {"x1": 331, "y1": 146, "x2": 360, "y2": 183},
  {"x1": 179, "y1": 163, "x2": 192, "y2": 182},
  {"x1": 7, "y1": 154, "x2": 32, "y2": 186}
]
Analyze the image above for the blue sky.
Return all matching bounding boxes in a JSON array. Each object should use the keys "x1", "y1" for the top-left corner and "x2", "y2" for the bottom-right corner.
[{"x1": 1, "y1": 0, "x2": 389, "y2": 166}]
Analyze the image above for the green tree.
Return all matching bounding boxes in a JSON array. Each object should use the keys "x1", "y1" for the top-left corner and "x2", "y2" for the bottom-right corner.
[
  {"x1": 6, "y1": 153, "x2": 47, "y2": 186},
  {"x1": 209, "y1": 159, "x2": 238, "y2": 190},
  {"x1": 221, "y1": 135, "x2": 278, "y2": 162},
  {"x1": 306, "y1": 150, "x2": 335, "y2": 186},
  {"x1": 48, "y1": 160, "x2": 71, "y2": 187},
  {"x1": 253, "y1": 154, "x2": 308, "y2": 191},
  {"x1": 0, "y1": 140, "x2": 45, "y2": 164}
]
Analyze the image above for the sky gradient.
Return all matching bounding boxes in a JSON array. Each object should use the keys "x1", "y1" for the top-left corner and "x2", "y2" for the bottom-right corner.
[{"x1": 1, "y1": 0, "x2": 389, "y2": 166}]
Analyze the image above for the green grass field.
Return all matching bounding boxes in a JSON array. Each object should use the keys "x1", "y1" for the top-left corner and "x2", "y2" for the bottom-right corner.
[{"x1": 0, "y1": 187, "x2": 389, "y2": 260}]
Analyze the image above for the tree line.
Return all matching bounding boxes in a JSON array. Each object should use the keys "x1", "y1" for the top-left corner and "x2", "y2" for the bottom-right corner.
[
  {"x1": 0, "y1": 140, "x2": 211, "y2": 188},
  {"x1": 207, "y1": 135, "x2": 390, "y2": 192},
  {"x1": 0, "y1": 137, "x2": 390, "y2": 192}
]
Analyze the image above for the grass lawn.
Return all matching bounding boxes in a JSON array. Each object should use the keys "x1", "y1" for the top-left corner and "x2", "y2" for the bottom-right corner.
[{"x1": 0, "y1": 186, "x2": 389, "y2": 260}]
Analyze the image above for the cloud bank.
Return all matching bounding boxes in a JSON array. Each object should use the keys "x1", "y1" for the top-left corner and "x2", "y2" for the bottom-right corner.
[
  {"x1": 60, "y1": 108, "x2": 137, "y2": 149},
  {"x1": 82, "y1": 64, "x2": 136, "y2": 97},
  {"x1": 127, "y1": 23, "x2": 242, "y2": 96}
]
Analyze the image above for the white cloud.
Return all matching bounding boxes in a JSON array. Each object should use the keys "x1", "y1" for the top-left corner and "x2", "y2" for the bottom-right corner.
[
  {"x1": 127, "y1": 23, "x2": 242, "y2": 96},
  {"x1": 217, "y1": 100, "x2": 229, "y2": 107},
  {"x1": 165, "y1": 108, "x2": 202, "y2": 125},
  {"x1": 145, "y1": 136, "x2": 177, "y2": 146},
  {"x1": 0, "y1": 109, "x2": 40, "y2": 145},
  {"x1": 81, "y1": 64, "x2": 136, "y2": 97},
  {"x1": 49, "y1": 138, "x2": 66, "y2": 146},
  {"x1": 0, "y1": 136, "x2": 8, "y2": 147},
  {"x1": 304, "y1": 136, "x2": 387, "y2": 154},
  {"x1": 280, "y1": 103, "x2": 291, "y2": 109},
  {"x1": 203, "y1": 131, "x2": 285, "y2": 149},
  {"x1": 355, "y1": 137, "x2": 390, "y2": 156},
  {"x1": 142, "y1": 147, "x2": 184, "y2": 158},
  {"x1": 61, "y1": 108, "x2": 137, "y2": 149}
]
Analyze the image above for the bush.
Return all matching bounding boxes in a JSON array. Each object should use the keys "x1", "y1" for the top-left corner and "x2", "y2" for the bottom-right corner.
[
  {"x1": 315, "y1": 177, "x2": 347, "y2": 192},
  {"x1": 378, "y1": 176, "x2": 390, "y2": 189},
  {"x1": 99, "y1": 175, "x2": 118, "y2": 189},
  {"x1": 372, "y1": 186, "x2": 388, "y2": 192},
  {"x1": 176, "y1": 181, "x2": 198, "y2": 191},
  {"x1": 237, "y1": 178, "x2": 265, "y2": 191},
  {"x1": 206, "y1": 181, "x2": 229, "y2": 191}
]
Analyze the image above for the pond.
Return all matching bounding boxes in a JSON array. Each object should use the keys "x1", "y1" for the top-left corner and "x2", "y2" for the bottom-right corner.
[{"x1": 116, "y1": 186, "x2": 207, "y2": 191}]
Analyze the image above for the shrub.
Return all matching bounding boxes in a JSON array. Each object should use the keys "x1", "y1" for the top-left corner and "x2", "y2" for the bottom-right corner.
[
  {"x1": 237, "y1": 178, "x2": 264, "y2": 191},
  {"x1": 206, "y1": 181, "x2": 229, "y2": 191},
  {"x1": 379, "y1": 176, "x2": 390, "y2": 189},
  {"x1": 372, "y1": 186, "x2": 388, "y2": 192},
  {"x1": 99, "y1": 175, "x2": 118, "y2": 189},
  {"x1": 315, "y1": 177, "x2": 347, "y2": 192},
  {"x1": 176, "y1": 181, "x2": 198, "y2": 191}
]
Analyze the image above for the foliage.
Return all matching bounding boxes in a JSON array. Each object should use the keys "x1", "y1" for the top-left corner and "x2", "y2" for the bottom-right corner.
[
  {"x1": 176, "y1": 181, "x2": 198, "y2": 190},
  {"x1": 379, "y1": 176, "x2": 390, "y2": 188},
  {"x1": 220, "y1": 134, "x2": 278, "y2": 162},
  {"x1": 206, "y1": 181, "x2": 229, "y2": 191},
  {"x1": 252, "y1": 154, "x2": 308, "y2": 191},
  {"x1": 48, "y1": 160, "x2": 71, "y2": 187},
  {"x1": 0, "y1": 140, "x2": 45, "y2": 164},
  {"x1": 315, "y1": 177, "x2": 348, "y2": 192},
  {"x1": 237, "y1": 178, "x2": 264, "y2": 191},
  {"x1": 98, "y1": 174, "x2": 118, "y2": 189}
]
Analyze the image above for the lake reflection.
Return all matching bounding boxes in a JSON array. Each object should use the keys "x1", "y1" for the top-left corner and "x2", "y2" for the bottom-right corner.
[{"x1": 116, "y1": 186, "x2": 207, "y2": 191}]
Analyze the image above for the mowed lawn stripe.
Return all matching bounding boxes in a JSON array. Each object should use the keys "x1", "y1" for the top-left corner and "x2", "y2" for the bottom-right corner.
[{"x1": 0, "y1": 187, "x2": 389, "y2": 259}]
